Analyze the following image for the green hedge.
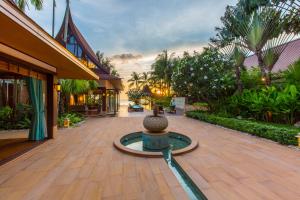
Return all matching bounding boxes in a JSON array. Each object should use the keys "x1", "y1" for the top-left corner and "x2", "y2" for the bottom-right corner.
[{"x1": 186, "y1": 111, "x2": 299, "y2": 145}]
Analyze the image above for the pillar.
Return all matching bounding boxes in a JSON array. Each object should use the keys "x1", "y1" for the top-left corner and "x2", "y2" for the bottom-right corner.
[
  {"x1": 47, "y1": 74, "x2": 58, "y2": 139},
  {"x1": 102, "y1": 89, "x2": 106, "y2": 112}
]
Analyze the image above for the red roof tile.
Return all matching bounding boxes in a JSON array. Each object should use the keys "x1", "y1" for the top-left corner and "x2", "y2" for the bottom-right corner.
[{"x1": 244, "y1": 38, "x2": 300, "y2": 72}]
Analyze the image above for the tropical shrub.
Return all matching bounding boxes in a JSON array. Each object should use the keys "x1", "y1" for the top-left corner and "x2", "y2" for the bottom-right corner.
[
  {"x1": 186, "y1": 111, "x2": 298, "y2": 145},
  {"x1": 153, "y1": 96, "x2": 172, "y2": 108},
  {"x1": 58, "y1": 112, "x2": 84, "y2": 127},
  {"x1": 0, "y1": 105, "x2": 33, "y2": 130},
  {"x1": 284, "y1": 59, "x2": 300, "y2": 86},
  {"x1": 15, "y1": 103, "x2": 32, "y2": 120},
  {"x1": 127, "y1": 89, "x2": 145, "y2": 104},
  {"x1": 171, "y1": 47, "x2": 235, "y2": 105},
  {"x1": 240, "y1": 67, "x2": 264, "y2": 89},
  {"x1": 227, "y1": 84, "x2": 300, "y2": 124},
  {"x1": 0, "y1": 106, "x2": 13, "y2": 120}
]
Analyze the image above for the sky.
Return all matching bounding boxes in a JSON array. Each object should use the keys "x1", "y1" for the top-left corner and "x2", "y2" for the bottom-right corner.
[{"x1": 26, "y1": 0, "x2": 237, "y2": 99}]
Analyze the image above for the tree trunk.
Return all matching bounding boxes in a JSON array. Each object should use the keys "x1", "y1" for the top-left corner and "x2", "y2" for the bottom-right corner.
[
  {"x1": 235, "y1": 65, "x2": 243, "y2": 93},
  {"x1": 0, "y1": 81, "x2": 4, "y2": 107},
  {"x1": 256, "y1": 51, "x2": 268, "y2": 85},
  {"x1": 267, "y1": 68, "x2": 272, "y2": 85},
  {"x1": 59, "y1": 93, "x2": 65, "y2": 115}
]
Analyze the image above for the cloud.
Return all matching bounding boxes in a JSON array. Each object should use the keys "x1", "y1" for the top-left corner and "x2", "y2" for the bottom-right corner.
[
  {"x1": 25, "y1": 0, "x2": 238, "y2": 99},
  {"x1": 111, "y1": 53, "x2": 143, "y2": 63}
]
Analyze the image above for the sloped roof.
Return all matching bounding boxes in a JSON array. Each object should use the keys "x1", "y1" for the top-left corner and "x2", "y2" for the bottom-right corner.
[
  {"x1": 56, "y1": 7, "x2": 109, "y2": 74},
  {"x1": 1, "y1": 0, "x2": 98, "y2": 80},
  {"x1": 91, "y1": 67, "x2": 120, "y2": 80},
  {"x1": 244, "y1": 38, "x2": 300, "y2": 72}
]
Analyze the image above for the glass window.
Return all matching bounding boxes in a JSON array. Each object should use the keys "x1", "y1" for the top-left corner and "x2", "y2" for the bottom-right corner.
[
  {"x1": 66, "y1": 43, "x2": 76, "y2": 55},
  {"x1": 69, "y1": 35, "x2": 76, "y2": 44},
  {"x1": 77, "y1": 45, "x2": 83, "y2": 58}
]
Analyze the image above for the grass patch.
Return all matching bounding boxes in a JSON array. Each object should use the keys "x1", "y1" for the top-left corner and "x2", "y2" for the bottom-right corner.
[{"x1": 186, "y1": 111, "x2": 299, "y2": 146}]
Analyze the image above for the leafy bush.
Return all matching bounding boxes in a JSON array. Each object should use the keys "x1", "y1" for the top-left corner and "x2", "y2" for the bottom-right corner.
[
  {"x1": 227, "y1": 84, "x2": 300, "y2": 124},
  {"x1": 127, "y1": 89, "x2": 145, "y2": 104},
  {"x1": 0, "y1": 105, "x2": 32, "y2": 130},
  {"x1": 0, "y1": 106, "x2": 13, "y2": 120},
  {"x1": 241, "y1": 67, "x2": 264, "y2": 89},
  {"x1": 186, "y1": 111, "x2": 298, "y2": 145},
  {"x1": 171, "y1": 47, "x2": 235, "y2": 104},
  {"x1": 15, "y1": 103, "x2": 32, "y2": 121},
  {"x1": 154, "y1": 96, "x2": 172, "y2": 107},
  {"x1": 58, "y1": 112, "x2": 84, "y2": 127},
  {"x1": 193, "y1": 102, "x2": 209, "y2": 107},
  {"x1": 284, "y1": 59, "x2": 300, "y2": 86},
  {"x1": 0, "y1": 106, "x2": 13, "y2": 130},
  {"x1": 16, "y1": 117, "x2": 31, "y2": 129}
]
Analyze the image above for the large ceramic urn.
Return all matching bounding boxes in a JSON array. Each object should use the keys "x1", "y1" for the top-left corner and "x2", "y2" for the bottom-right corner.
[
  {"x1": 142, "y1": 105, "x2": 169, "y2": 150},
  {"x1": 143, "y1": 115, "x2": 168, "y2": 133}
]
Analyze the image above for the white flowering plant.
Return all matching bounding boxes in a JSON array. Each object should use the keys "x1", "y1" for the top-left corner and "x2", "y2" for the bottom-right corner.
[{"x1": 171, "y1": 47, "x2": 235, "y2": 103}]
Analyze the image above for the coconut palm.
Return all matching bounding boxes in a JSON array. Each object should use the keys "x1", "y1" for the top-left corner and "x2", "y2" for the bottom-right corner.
[
  {"x1": 151, "y1": 50, "x2": 175, "y2": 96},
  {"x1": 128, "y1": 72, "x2": 142, "y2": 90},
  {"x1": 15, "y1": 0, "x2": 43, "y2": 11},
  {"x1": 140, "y1": 72, "x2": 150, "y2": 87}
]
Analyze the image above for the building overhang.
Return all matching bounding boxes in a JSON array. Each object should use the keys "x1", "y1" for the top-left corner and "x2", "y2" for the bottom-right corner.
[{"x1": 0, "y1": 0, "x2": 98, "y2": 80}]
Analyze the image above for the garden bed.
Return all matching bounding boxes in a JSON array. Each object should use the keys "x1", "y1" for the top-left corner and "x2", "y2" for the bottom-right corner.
[
  {"x1": 58, "y1": 112, "x2": 85, "y2": 128},
  {"x1": 186, "y1": 111, "x2": 299, "y2": 146}
]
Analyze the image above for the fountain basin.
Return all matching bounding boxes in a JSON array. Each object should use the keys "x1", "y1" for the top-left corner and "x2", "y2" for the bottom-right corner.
[
  {"x1": 114, "y1": 132, "x2": 198, "y2": 157},
  {"x1": 142, "y1": 131, "x2": 169, "y2": 150}
]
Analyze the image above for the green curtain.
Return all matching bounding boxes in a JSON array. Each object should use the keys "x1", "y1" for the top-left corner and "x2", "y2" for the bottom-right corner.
[{"x1": 27, "y1": 77, "x2": 46, "y2": 141}]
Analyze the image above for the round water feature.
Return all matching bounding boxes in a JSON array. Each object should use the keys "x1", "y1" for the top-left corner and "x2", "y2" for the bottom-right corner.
[{"x1": 114, "y1": 132, "x2": 198, "y2": 157}]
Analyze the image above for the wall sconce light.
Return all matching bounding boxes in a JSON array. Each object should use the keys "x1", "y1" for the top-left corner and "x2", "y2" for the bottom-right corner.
[
  {"x1": 261, "y1": 77, "x2": 266, "y2": 82},
  {"x1": 55, "y1": 82, "x2": 61, "y2": 92}
]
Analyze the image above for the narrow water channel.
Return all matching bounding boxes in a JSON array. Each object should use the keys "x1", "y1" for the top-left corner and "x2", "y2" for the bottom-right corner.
[{"x1": 163, "y1": 149, "x2": 207, "y2": 200}]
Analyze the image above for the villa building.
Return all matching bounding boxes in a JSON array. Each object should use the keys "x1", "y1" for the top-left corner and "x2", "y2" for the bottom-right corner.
[
  {"x1": 0, "y1": 0, "x2": 98, "y2": 140},
  {"x1": 55, "y1": 2, "x2": 122, "y2": 115}
]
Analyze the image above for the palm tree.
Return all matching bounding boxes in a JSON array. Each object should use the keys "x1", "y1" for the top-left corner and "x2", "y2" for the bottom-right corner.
[
  {"x1": 140, "y1": 72, "x2": 150, "y2": 87},
  {"x1": 96, "y1": 51, "x2": 120, "y2": 77},
  {"x1": 151, "y1": 50, "x2": 175, "y2": 96},
  {"x1": 127, "y1": 72, "x2": 141, "y2": 90},
  {"x1": 216, "y1": 4, "x2": 284, "y2": 85},
  {"x1": 111, "y1": 69, "x2": 120, "y2": 77},
  {"x1": 15, "y1": 0, "x2": 43, "y2": 11},
  {"x1": 59, "y1": 79, "x2": 99, "y2": 113},
  {"x1": 214, "y1": 38, "x2": 250, "y2": 93}
]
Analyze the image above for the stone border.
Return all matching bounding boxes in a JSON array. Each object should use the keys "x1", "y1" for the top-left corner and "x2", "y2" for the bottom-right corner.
[{"x1": 113, "y1": 132, "x2": 198, "y2": 157}]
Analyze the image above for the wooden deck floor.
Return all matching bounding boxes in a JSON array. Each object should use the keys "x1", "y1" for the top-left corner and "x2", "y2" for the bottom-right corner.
[{"x1": 0, "y1": 116, "x2": 299, "y2": 200}]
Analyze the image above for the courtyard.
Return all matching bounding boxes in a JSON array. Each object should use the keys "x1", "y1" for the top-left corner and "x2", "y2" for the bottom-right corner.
[
  {"x1": 0, "y1": 112, "x2": 299, "y2": 200},
  {"x1": 2, "y1": 0, "x2": 300, "y2": 199}
]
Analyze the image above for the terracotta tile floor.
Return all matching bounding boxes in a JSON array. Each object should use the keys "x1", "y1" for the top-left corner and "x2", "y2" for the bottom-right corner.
[{"x1": 0, "y1": 116, "x2": 299, "y2": 200}]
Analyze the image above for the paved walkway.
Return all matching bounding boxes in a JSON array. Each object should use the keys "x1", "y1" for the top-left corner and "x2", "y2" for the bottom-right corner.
[{"x1": 0, "y1": 116, "x2": 299, "y2": 199}]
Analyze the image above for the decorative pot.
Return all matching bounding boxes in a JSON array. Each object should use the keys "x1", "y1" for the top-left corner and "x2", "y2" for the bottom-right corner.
[{"x1": 143, "y1": 115, "x2": 168, "y2": 132}]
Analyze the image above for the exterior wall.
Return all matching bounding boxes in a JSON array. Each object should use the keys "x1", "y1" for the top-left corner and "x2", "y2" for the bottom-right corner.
[{"x1": 0, "y1": 58, "x2": 58, "y2": 139}]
